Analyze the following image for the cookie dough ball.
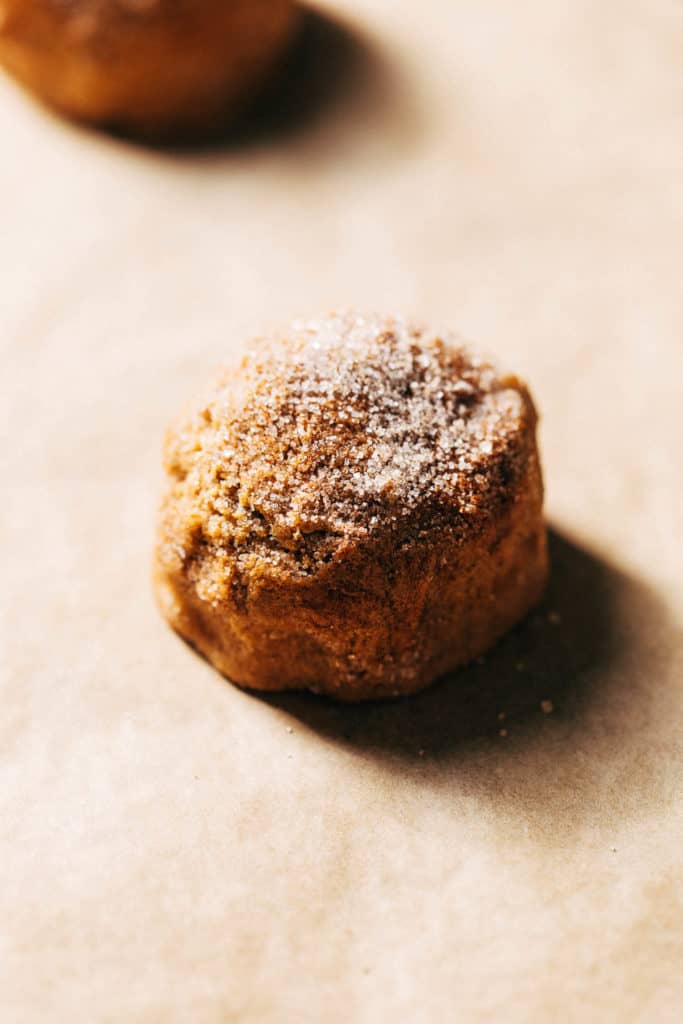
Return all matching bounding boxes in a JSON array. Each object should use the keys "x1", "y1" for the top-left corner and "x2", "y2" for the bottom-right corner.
[
  {"x1": 0, "y1": 0, "x2": 297, "y2": 138},
  {"x1": 154, "y1": 312, "x2": 548, "y2": 702}
]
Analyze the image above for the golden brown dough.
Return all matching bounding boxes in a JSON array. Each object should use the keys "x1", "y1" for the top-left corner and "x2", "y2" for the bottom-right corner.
[
  {"x1": 154, "y1": 312, "x2": 548, "y2": 702},
  {"x1": 0, "y1": 0, "x2": 297, "y2": 138}
]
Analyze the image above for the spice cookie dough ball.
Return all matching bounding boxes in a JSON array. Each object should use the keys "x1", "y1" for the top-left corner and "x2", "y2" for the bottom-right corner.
[
  {"x1": 0, "y1": 0, "x2": 297, "y2": 138},
  {"x1": 154, "y1": 312, "x2": 548, "y2": 702}
]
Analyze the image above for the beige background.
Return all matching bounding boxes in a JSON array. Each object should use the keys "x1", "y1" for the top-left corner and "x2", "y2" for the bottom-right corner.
[{"x1": 2, "y1": 1, "x2": 683, "y2": 1020}]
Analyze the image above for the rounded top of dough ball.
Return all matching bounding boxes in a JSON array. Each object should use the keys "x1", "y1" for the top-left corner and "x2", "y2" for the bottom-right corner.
[{"x1": 160, "y1": 311, "x2": 538, "y2": 590}]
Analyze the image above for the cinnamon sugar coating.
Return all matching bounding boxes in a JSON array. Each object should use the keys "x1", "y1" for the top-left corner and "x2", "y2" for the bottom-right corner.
[{"x1": 154, "y1": 312, "x2": 548, "y2": 701}]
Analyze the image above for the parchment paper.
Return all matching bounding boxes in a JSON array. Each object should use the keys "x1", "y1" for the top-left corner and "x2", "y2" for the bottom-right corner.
[{"x1": 2, "y1": 1, "x2": 683, "y2": 1020}]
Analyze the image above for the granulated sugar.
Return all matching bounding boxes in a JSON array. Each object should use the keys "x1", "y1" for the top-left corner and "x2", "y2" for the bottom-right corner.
[{"x1": 164, "y1": 312, "x2": 534, "y2": 576}]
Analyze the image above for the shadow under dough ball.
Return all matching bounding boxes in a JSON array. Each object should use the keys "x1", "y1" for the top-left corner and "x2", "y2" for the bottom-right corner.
[
  {"x1": 154, "y1": 313, "x2": 548, "y2": 702},
  {"x1": 0, "y1": 0, "x2": 297, "y2": 138}
]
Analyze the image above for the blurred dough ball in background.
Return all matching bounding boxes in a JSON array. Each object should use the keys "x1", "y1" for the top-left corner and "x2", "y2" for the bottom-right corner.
[{"x1": 0, "y1": 0, "x2": 298, "y2": 139}]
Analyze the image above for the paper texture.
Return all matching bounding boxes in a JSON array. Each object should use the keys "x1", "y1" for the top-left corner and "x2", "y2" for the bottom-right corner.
[{"x1": 2, "y1": 1, "x2": 682, "y2": 1020}]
